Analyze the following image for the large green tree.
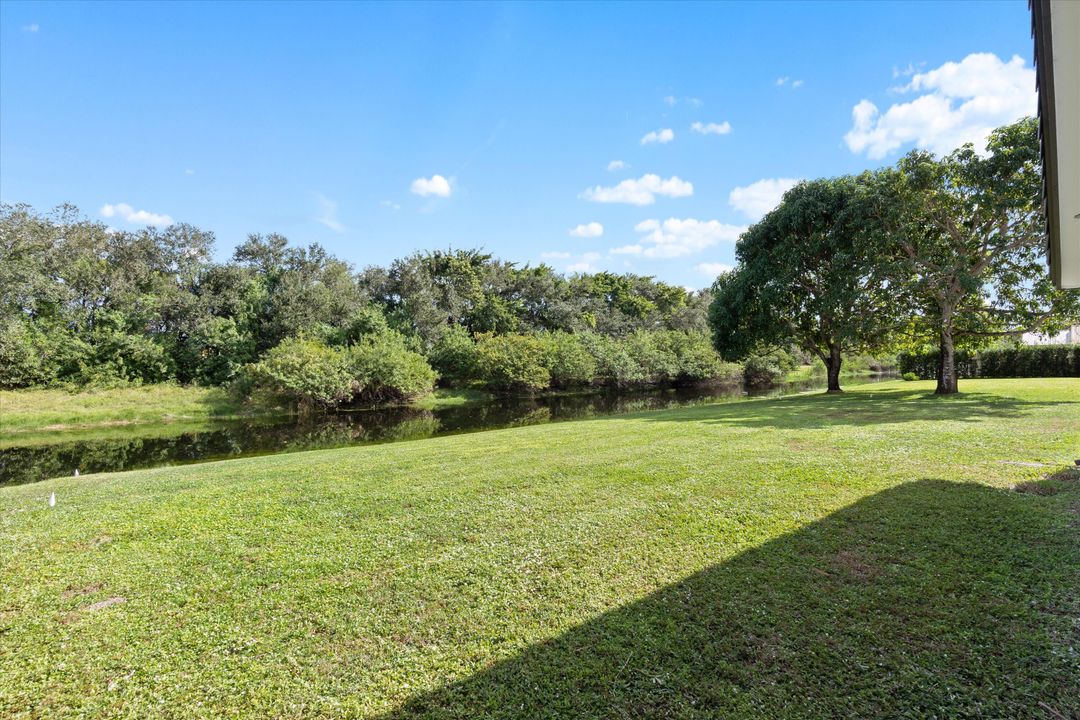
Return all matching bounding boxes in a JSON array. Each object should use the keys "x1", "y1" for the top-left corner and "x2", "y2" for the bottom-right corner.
[
  {"x1": 709, "y1": 176, "x2": 896, "y2": 393},
  {"x1": 875, "y1": 117, "x2": 1079, "y2": 394}
]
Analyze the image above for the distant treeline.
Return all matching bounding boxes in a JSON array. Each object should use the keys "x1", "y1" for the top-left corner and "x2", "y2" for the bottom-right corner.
[{"x1": 1, "y1": 204, "x2": 743, "y2": 404}]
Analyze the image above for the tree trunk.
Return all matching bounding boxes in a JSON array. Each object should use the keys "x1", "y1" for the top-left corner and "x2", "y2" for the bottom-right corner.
[
  {"x1": 826, "y1": 344, "x2": 843, "y2": 394},
  {"x1": 935, "y1": 326, "x2": 958, "y2": 395}
]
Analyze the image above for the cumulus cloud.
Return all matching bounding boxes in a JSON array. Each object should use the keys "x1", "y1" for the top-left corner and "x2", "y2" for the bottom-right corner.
[
  {"x1": 100, "y1": 203, "x2": 174, "y2": 227},
  {"x1": 610, "y1": 218, "x2": 744, "y2": 259},
  {"x1": 728, "y1": 178, "x2": 800, "y2": 220},
  {"x1": 580, "y1": 174, "x2": 693, "y2": 206},
  {"x1": 640, "y1": 128, "x2": 674, "y2": 145},
  {"x1": 695, "y1": 262, "x2": 733, "y2": 276},
  {"x1": 691, "y1": 121, "x2": 732, "y2": 136},
  {"x1": 607, "y1": 160, "x2": 627, "y2": 171},
  {"x1": 776, "y1": 77, "x2": 803, "y2": 88},
  {"x1": 844, "y1": 52, "x2": 1036, "y2": 159},
  {"x1": 22, "y1": 23, "x2": 39, "y2": 33},
  {"x1": 380, "y1": 200, "x2": 401, "y2": 211},
  {"x1": 314, "y1": 194, "x2": 345, "y2": 232},
  {"x1": 569, "y1": 222, "x2": 604, "y2": 238},
  {"x1": 663, "y1": 95, "x2": 677, "y2": 107},
  {"x1": 410, "y1": 174, "x2": 452, "y2": 197}
]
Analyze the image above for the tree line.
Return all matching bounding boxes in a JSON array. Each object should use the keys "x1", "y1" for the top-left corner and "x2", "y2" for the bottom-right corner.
[
  {"x1": 709, "y1": 117, "x2": 1079, "y2": 394},
  {"x1": 0, "y1": 207, "x2": 724, "y2": 402}
]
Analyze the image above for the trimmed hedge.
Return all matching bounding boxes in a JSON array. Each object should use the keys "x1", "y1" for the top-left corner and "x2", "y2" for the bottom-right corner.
[{"x1": 898, "y1": 345, "x2": 1080, "y2": 380}]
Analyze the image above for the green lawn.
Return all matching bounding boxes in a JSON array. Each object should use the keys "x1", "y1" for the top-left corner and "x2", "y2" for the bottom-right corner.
[
  {"x1": 0, "y1": 384, "x2": 257, "y2": 437},
  {"x1": 1, "y1": 378, "x2": 1078, "y2": 718}
]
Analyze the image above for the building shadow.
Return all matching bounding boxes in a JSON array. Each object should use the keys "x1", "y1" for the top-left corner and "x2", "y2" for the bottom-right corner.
[{"x1": 376, "y1": 475, "x2": 1079, "y2": 719}]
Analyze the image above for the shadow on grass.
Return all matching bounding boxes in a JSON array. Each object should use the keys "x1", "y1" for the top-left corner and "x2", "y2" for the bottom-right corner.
[
  {"x1": 620, "y1": 387, "x2": 1074, "y2": 430},
  {"x1": 379, "y1": 475, "x2": 1079, "y2": 719}
]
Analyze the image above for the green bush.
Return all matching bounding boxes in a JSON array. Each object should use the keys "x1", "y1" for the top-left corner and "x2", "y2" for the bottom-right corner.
[
  {"x1": 625, "y1": 331, "x2": 679, "y2": 385},
  {"x1": 474, "y1": 333, "x2": 551, "y2": 392},
  {"x1": 0, "y1": 318, "x2": 88, "y2": 389},
  {"x1": 245, "y1": 338, "x2": 356, "y2": 409},
  {"x1": 663, "y1": 330, "x2": 736, "y2": 383},
  {"x1": 902, "y1": 371, "x2": 918, "y2": 381},
  {"x1": 743, "y1": 348, "x2": 796, "y2": 386},
  {"x1": 578, "y1": 333, "x2": 646, "y2": 388},
  {"x1": 244, "y1": 332, "x2": 437, "y2": 410},
  {"x1": 180, "y1": 316, "x2": 253, "y2": 386},
  {"x1": 898, "y1": 345, "x2": 1078, "y2": 380},
  {"x1": 344, "y1": 330, "x2": 438, "y2": 404},
  {"x1": 428, "y1": 324, "x2": 480, "y2": 384},
  {"x1": 543, "y1": 332, "x2": 597, "y2": 389}
]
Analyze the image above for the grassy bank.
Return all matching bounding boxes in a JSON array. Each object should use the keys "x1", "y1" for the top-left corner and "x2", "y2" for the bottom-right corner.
[
  {"x1": 1, "y1": 379, "x2": 1078, "y2": 718},
  {"x1": 0, "y1": 385, "x2": 261, "y2": 436}
]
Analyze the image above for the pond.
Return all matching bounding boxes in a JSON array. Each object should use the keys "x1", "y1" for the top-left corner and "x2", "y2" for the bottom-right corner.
[{"x1": 0, "y1": 375, "x2": 897, "y2": 485}]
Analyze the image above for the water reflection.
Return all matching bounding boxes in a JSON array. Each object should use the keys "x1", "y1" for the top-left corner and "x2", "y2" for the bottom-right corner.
[{"x1": 0, "y1": 376, "x2": 894, "y2": 485}]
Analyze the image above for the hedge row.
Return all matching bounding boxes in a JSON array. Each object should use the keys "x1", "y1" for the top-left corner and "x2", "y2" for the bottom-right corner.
[
  {"x1": 898, "y1": 345, "x2": 1080, "y2": 380},
  {"x1": 430, "y1": 328, "x2": 742, "y2": 393}
]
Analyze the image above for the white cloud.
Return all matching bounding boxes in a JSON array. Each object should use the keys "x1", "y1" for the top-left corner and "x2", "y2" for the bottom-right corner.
[
  {"x1": 776, "y1": 76, "x2": 803, "y2": 89},
  {"x1": 613, "y1": 218, "x2": 744, "y2": 259},
  {"x1": 695, "y1": 262, "x2": 733, "y2": 276},
  {"x1": 566, "y1": 251, "x2": 602, "y2": 273},
  {"x1": 728, "y1": 178, "x2": 800, "y2": 220},
  {"x1": 569, "y1": 222, "x2": 604, "y2": 238},
  {"x1": 380, "y1": 200, "x2": 401, "y2": 211},
  {"x1": 686, "y1": 97, "x2": 703, "y2": 108},
  {"x1": 607, "y1": 160, "x2": 627, "y2": 171},
  {"x1": 791, "y1": 79, "x2": 804, "y2": 89},
  {"x1": 410, "y1": 174, "x2": 452, "y2": 197},
  {"x1": 22, "y1": 23, "x2": 39, "y2": 33},
  {"x1": 100, "y1": 203, "x2": 174, "y2": 227},
  {"x1": 892, "y1": 62, "x2": 924, "y2": 79},
  {"x1": 844, "y1": 52, "x2": 1036, "y2": 159},
  {"x1": 541, "y1": 251, "x2": 572, "y2": 259},
  {"x1": 640, "y1": 128, "x2": 674, "y2": 145},
  {"x1": 663, "y1": 95, "x2": 677, "y2": 107},
  {"x1": 184, "y1": 168, "x2": 195, "y2": 176},
  {"x1": 691, "y1": 121, "x2": 732, "y2": 136},
  {"x1": 314, "y1": 194, "x2": 345, "y2": 232},
  {"x1": 580, "y1": 174, "x2": 693, "y2": 206}
]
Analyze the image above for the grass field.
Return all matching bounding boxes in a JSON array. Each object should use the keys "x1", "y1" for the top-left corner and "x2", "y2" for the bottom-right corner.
[
  {"x1": 1, "y1": 378, "x2": 1078, "y2": 718},
  {"x1": 0, "y1": 385, "x2": 256, "y2": 437}
]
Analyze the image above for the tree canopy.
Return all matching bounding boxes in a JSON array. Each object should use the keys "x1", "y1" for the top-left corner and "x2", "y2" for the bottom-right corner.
[{"x1": 708, "y1": 176, "x2": 897, "y2": 392}]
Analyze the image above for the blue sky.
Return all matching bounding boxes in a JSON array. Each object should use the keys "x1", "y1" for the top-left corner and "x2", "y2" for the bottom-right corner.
[{"x1": 1, "y1": 1, "x2": 1036, "y2": 288}]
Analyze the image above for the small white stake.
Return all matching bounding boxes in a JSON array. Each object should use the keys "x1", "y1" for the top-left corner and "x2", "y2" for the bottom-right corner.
[{"x1": 48, "y1": 492, "x2": 56, "y2": 508}]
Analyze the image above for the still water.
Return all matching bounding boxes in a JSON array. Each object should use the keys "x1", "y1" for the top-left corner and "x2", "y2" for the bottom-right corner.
[{"x1": 0, "y1": 375, "x2": 895, "y2": 485}]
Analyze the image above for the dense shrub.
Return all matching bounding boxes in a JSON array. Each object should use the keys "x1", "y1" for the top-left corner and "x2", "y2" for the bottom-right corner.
[
  {"x1": 474, "y1": 333, "x2": 551, "y2": 392},
  {"x1": 0, "y1": 318, "x2": 87, "y2": 389},
  {"x1": 663, "y1": 330, "x2": 737, "y2": 383},
  {"x1": 344, "y1": 331, "x2": 439, "y2": 404},
  {"x1": 742, "y1": 348, "x2": 797, "y2": 386},
  {"x1": 902, "y1": 372, "x2": 918, "y2": 381},
  {"x1": 244, "y1": 333, "x2": 436, "y2": 409},
  {"x1": 578, "y1": 333, "x2": 647, "y2": 387},
  {"x1": 543, "y1": 332, "x2": 597, "y2": 388},
  {"x1": 179, "y1": 316, "x2": 253, "y2": 386},
  {"x1": 427, "y1": 324, "x2": 480, "y2": 384},
  {"x1": 245, "y1": 338, "x2": 356, "y2": 409},
  {"x1": 898, "y1": 345, "x2": 1078, "y2": 380},
  {"x1": 625, "y1": 331, "x2": 679, "y2": 385}
]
